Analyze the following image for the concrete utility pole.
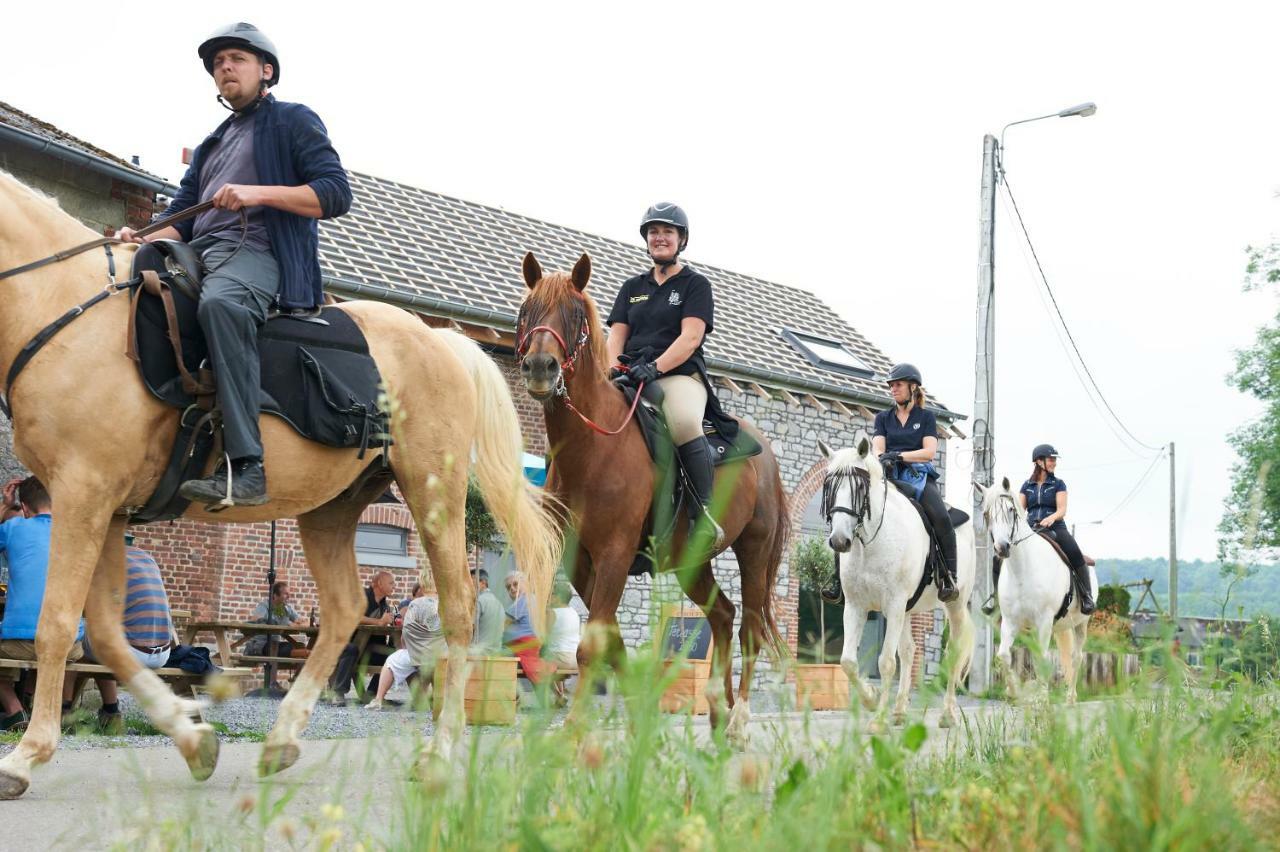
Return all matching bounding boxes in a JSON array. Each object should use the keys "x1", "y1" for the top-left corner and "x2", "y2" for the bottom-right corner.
[
  {"x1": 970, "y1": 135, "x2": 998, "y2": 694},
  {"x1": 969, "y1": 103, "x2": 1096, "y2": 694},
  {"x1": 1169, "y1": 442, "x2": 1178, "y2": 620}
]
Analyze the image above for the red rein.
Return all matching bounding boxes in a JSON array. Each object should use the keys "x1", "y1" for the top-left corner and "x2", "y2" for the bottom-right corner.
[{"x1": 516, "y1": 322, "x2": 645, "y2": 437}]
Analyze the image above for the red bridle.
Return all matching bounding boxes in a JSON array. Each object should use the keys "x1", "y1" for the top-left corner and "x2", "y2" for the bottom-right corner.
[{"x1": 515, "y1": 314, "x2": 644, "y2": 437}]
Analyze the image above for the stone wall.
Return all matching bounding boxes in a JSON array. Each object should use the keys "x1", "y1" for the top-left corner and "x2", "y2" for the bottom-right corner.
[{"x1": 0, "y1": 143, "x2": 157, "y2": 235}]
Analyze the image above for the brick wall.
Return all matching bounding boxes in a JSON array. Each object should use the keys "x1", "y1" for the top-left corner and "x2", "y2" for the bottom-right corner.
[{"x1": 0, "y1": 142, "x2": 159, "y2": 235}]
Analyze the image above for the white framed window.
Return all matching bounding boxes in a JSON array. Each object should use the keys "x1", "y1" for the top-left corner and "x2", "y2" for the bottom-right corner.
[
  {"x1": 355, "y1": 523, "x2": 416, "y2": 569},
  {"x1": 780, "y1": 328, "x2": 874, "y2": 378}
]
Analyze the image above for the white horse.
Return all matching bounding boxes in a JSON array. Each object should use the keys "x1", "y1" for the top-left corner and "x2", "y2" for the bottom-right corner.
[
  {"x1": 818, "y1": 436, "x2": 975, "y2": 728},
  {"x1": 978, "y1": 477, "x2": 1094, "y2": 703}
]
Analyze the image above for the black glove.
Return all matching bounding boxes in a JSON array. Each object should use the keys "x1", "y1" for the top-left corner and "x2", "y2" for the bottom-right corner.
[
  {"x1": 625, "y1": 359, "x2": 662, "y2": 386},
  {"x1": 608, "y1": 365, "x2": 626, "y2": 382},
  {"x1": 878, "y1": 451, "x2": 902, "y2": 466}
]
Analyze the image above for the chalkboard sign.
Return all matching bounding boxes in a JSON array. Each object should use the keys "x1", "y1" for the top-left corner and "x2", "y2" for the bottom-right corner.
[{"x1": 661, "y1": 607, "x2": 713, "y2": 661}]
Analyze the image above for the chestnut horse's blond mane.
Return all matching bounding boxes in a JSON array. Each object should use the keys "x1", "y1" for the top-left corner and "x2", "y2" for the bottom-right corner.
[{"x1": 520, "y1": 270, "x2": 609, "y2": 373}]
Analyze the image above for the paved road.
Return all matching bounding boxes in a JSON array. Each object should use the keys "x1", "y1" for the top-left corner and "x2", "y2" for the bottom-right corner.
[{"x1": 6, "y1": 696, "x2": 1099, "y2": 849}]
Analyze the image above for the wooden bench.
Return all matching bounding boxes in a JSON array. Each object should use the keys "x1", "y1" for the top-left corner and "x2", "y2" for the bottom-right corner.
[{"x1": 0, "y1": 658, "x2": 254, "y2": 699}]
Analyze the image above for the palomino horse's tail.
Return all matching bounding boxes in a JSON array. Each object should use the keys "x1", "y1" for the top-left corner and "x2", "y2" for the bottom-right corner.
[{"x1": 438, "y1": 330, "x2": 563, "y2": 635}]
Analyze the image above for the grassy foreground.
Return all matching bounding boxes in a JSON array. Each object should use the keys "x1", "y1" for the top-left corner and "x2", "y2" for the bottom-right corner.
[{"x1": 102, "y1": 647, "x2": 1280, "y2": 851}]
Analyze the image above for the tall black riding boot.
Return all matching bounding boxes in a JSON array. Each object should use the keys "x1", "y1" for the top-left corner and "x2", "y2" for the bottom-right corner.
[
  {"x1": 1070, "y1": 562, "x2": 1096, "y2": 615},
  {"x1": 936, "y1": 557, "x2": 959, "y2": 603},
  {"x1": 981, "y1": 556, "x2": 1003, "y2": 615},
  {"x1": 677, "y1": 438, "x2": 726, "y2": 552}
]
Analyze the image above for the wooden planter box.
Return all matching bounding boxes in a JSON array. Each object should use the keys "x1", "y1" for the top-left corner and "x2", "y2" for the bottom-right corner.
[
  {"x1": 432, "y1": 655, "x2": 519, "y2": 725},
  {"x1": 660, "y1": 659, "x2": 711, "y2": 715},
  {"x1": 796, "y1": 663, "x2": 851, "y2": 711}
]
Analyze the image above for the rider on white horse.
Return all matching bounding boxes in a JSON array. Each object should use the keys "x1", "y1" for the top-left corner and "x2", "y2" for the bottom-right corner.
[
  {"x1": 982, "y1": 444, "x2": 1095, "y2": 616},
  {"x1": 822, "y1": 363, "x2": 958, "y2": 604}
]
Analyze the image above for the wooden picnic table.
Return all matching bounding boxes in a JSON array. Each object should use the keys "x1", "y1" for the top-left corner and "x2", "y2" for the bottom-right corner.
[{"x1": 184, "y1": 621, "x2": 403, "y2": 667}]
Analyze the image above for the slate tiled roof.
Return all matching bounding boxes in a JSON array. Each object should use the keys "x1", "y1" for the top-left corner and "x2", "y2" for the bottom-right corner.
[
  {"x1": 0, "y1": 101, "x2": 169, "y2": 186},
  {"x1": 321, "y1": 171, "x2": 953, "y2": 413}
]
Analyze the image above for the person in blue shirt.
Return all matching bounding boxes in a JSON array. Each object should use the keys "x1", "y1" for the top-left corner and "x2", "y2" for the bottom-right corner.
[
  {"x1": 823, "y1": 363, "x2": 958, "y2": 604},
  {"x1": 117, "y1": 22, "x2": 352, "y2": 507},
  {"x1": 1018, "y1": 444, "x2": 1094, "y2": 615},
  {"x1": 0, "y1": 477, "x2": 84, "y2": 731}
]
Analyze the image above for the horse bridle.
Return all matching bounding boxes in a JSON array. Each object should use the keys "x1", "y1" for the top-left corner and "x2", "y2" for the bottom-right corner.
[
  {"x1": 514, "y1": 297, "x2": 644, "y2": 437},
  {"x1": 990, "y1": 493, "x2": 1041, "y2": 548},
  {"x1": 823, "y1": 465, "x2": 888, "y2": 545}
]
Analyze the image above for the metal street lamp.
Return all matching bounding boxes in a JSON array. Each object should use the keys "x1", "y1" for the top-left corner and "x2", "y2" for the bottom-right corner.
[{"x1": 969, "y1": 102, "x2": 1097, "y2": 693}]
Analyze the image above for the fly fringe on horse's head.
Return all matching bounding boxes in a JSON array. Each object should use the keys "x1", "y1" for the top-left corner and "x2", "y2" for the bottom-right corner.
[{"x1": 439, "y1": 330, "x2": 564, "y2": 636}]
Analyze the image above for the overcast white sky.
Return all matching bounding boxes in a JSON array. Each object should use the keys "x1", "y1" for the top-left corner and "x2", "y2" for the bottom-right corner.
[{"x1": 7, "y1": 2, "x2": 1277, "y2": 561}]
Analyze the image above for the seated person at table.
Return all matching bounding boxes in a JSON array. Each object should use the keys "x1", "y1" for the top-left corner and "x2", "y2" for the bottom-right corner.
[
  {"x1": 503, "y1": 571, "x2": 547, "y2": 685},
  {"x1": 0, "y1": 476, "x2": 84, "y2": 731},
  {"x1": 366, "y1": 582, "x2": 446, "y2": 709},
  {"x1": 327, "y1": 570, "x2": 396, "y2": 702},
  {"x1": 544, "y1": 583, "x2": 581, "y2": 672},
  {"x1": 470, "y1": 568, "x2": 504, "y2": 656},
  {"x1": 243, "y1": 581, "x2": 308, "y2": 657},
  {"x1": 63, "y1": 534, "x2": 175, "y2": 733}
]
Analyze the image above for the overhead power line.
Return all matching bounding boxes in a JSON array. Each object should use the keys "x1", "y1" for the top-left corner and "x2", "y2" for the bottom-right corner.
[
  {"x1": 1000, "y1": 175, "x2": 1166, "y2": 455},
  {"x1": 1085, "y1": 448, "x2": 1167, "y2": 525}
]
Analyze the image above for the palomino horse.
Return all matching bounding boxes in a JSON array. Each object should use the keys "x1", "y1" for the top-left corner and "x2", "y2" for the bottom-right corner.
[
  {"x1": 516, "y1": 253, "x2": 789, "y2": 743},
  {"x1": 0, "y1": 171, "x2": 562, "y2": 798},
  {"x1": 978, "y1": 478, "x2": 1093, "y2": 703},
  {"x1": 819, "y1": 436, "x2": 975, "y2": 728}
]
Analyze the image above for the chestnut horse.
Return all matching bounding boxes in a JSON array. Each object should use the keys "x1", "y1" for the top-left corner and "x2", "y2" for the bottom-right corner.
[
  {"x1": 516, "y1": 252, "x2": 789, "y2": 742},
  {"x1": 0, "y1": 171, "x2": 562, "y2": 798}
]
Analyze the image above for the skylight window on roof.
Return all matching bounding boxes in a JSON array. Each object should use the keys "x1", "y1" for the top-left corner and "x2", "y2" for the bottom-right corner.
[{"x1": 780, "y1": 328, "x2": 874, "y2": 378}]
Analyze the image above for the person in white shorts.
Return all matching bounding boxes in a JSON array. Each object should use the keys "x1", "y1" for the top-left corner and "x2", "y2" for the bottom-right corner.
[
  {"x1": 544, "y1": 584, "x2": 581, "y2": 671},
  {"x1": 365, "y1": 583, "x2": 445, "y2": 709}
]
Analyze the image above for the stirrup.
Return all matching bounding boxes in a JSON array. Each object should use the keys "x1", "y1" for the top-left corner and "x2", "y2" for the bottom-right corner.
[{"x1": 981, "y1": 593, "x2": 997, "y2": 616}]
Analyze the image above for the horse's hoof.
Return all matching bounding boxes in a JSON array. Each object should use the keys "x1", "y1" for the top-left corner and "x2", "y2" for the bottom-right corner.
[
  {"x1": 891, "y1": 713, "x2": 907, "y2": 727},
  {"x1": 184, "y1": 724, "x2": 220, "y2": 782},
  {"x1": 938, "y1": 712, "x2": 954, "y2": 729},
  {"x1": 258, "y1": 742, "x2": 300, "y2": 777},
  {"x1": 0, "y1": 769, "x2": 29, "y2": 800},
  {"x1": 726, "y1": 727, "x2": 750, "y2": 752},
  {"x1": 867, "y1": 719, "x2": 888, "y2": 735},
  {"x1": 412, "y1": 751, "x2": 451, "y2": 794}
]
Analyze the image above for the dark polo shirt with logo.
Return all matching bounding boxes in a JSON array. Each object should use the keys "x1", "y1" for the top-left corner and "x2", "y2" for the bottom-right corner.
[
  {"x1": 606, "y1": 265, "x2": 714, "y2": 377},
  {"x1": 873, "y1": 405, "x2": 938, "y2": 454}
]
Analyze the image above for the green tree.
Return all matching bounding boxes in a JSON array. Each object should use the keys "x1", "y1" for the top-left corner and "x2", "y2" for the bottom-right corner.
[
  {"x1": 466, "y1": 474, "x2": 500, "y2": 558},
  {"x1": 1219, "y1": 242, "x2": 1280, "y2": 563},
  {"x1": 792, "y1": 536, "x2": 836, "y2": 663}
]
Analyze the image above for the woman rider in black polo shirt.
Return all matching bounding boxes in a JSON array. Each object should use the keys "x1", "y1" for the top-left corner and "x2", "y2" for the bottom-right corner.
[
  {"x1": 1017, "y1": 444, "x2": 1094, "y2": 614},
  {"x1": 826, "y1": 363, "x2": 958, "y2": 603},
  {"x1": 606, "y1": 202, "x2": 725, "y2": 549}
]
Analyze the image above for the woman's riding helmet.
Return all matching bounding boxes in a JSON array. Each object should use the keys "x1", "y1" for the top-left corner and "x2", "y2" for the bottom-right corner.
[
  {"x1": 640, "y1": 202, "x2": 689, "y2": 253},
  {"x1": 884, "y1": 363, "x2": 923, "y2": 386},
  {"x1": 1031, "y1": 443, "x2": 1060, "y2": 461}
]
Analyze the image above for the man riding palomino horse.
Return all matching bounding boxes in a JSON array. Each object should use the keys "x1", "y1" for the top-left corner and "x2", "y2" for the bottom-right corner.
[
  {"x1": 607, "y1": 202, "x2": 729, "y2": 553},
  {"x1": 822, "y1": 363, "x2": 959, "y2": 605},
  {"x1": 117, "y1": 21, "x2": 352, "y2": 507},
  {"x1": 982, "y1": 444, "x2": 1095, "y2": 616}
]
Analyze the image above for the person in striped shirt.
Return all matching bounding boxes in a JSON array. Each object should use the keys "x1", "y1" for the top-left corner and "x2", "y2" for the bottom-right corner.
[{"x1": 63, "y1": 535, "x2": 175, "y2": 733}]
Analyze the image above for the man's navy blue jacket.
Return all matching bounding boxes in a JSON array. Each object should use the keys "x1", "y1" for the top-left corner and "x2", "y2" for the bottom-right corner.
[{"x1": 163, "y1": 95, "x2": 352, "y2": 309}]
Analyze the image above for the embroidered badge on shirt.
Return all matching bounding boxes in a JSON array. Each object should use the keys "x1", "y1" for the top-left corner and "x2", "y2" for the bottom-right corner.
[
  {"x1": 668, "y1": 291, "x2": 683, "y2": 306},
  {"x1": 912, "y1": 423, "x2": 921, "y2": 430}
]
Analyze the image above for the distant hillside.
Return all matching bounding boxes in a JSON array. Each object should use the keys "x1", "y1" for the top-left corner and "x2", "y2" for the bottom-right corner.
[{"x1": 1093, "y1": 558, "x2": 1280, "y2": 620}]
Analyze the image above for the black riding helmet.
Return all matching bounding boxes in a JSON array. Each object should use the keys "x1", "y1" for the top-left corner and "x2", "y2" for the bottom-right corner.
[
  {"x1": 884, "y1": 363, "x2": 923, "y2": 386},
  {"x1": 640, "y1": 202, "x2": 689, "y2": 254},
  {"x1": 198, "y1": 22, "x2": 281, "y2": 87},
  {"x1": 1032, "y1": 443, "x2": 1060, "y2": 462}
]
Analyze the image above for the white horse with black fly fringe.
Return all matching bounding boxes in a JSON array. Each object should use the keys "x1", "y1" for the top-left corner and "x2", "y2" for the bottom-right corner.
[
  {"x1": 818, "y1": 435, "x2": 975, "y2": 729},
  {"x1": 978, "y1": 477, "x2": 1094, "y2": 704}
]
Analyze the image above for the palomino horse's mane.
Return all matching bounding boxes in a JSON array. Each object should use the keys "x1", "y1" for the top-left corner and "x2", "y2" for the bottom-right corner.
[{"x1": 519, "y1": 270, "x2": 609, "y2": 373}]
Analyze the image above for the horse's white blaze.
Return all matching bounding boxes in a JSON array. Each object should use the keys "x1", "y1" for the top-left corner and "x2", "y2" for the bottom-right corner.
[
  {"x1": 825, "y1": 435, "x2": 975, "y2": 728},
  {"x1": 981, "y1": 479, "x2": 1093, "y2": 702}
]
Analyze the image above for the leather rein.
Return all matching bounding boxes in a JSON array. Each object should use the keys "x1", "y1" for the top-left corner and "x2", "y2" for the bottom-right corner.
[
  {"x1": 0, "y1": 201, "x2": 242, "y2": 418},
  {"x1": 515, "y1": 305, "x2": 645, "y2": 437}
]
